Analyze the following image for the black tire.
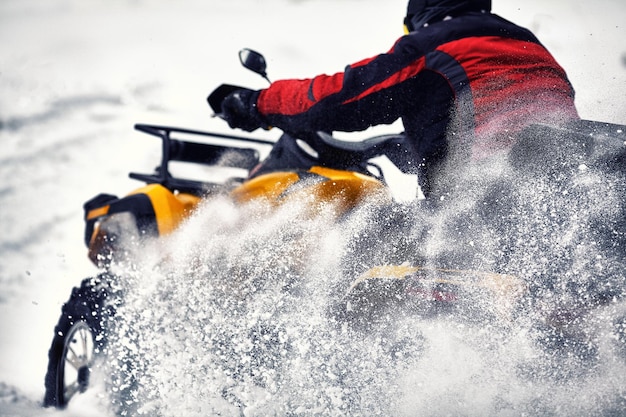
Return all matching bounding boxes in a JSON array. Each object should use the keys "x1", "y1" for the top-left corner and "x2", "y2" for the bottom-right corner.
[{"x1": 43, "y1": 274, "x2": 114, "y2": 408}]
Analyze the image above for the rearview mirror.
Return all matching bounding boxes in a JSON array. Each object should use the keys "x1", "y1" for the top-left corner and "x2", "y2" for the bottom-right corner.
[{"x1": 239, "y1": 48, "x2": 270, "y2": 83}]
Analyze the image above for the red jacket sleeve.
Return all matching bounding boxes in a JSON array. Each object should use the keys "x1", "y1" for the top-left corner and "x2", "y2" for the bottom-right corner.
[{"x1": 255, "y1": 39, "x2": 424, "y2": 133}]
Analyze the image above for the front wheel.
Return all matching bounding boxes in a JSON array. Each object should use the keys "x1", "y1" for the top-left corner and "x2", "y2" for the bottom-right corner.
[{"x1": 43, "y1": 275, "x2": 115, "y2": 408}]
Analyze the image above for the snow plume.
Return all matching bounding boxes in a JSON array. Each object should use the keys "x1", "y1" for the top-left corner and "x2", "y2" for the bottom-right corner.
[
  {"x1": 100, "y1": 195, "x2": 413, "y2": 416},
  {"x1": 389, "y1": 125, "x2": 626, "y2": 417}
]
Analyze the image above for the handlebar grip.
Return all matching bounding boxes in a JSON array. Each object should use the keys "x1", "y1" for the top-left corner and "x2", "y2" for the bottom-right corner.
[{"x1": 207, "y1": 84, "x2": 246, "y2": 113}]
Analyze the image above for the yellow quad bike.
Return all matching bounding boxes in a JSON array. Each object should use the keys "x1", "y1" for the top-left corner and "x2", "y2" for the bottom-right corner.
[{"x1": 42, "y1": 49, "x2": 626, "y2": 410}]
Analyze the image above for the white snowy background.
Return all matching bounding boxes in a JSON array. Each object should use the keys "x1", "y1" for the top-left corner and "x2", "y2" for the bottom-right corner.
[{"x1": 1, "y1": 0, "x2": 625, "y2": 415}]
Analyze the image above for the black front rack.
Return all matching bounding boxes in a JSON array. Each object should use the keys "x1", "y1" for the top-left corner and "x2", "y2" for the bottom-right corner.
[{"x1": 130, "y1": 124, "x2": 274, "y2": 195}]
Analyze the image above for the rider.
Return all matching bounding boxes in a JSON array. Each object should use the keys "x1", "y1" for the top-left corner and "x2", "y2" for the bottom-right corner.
[{"x1": 220, "y1": 0, "x2": 580, "y2": 199}]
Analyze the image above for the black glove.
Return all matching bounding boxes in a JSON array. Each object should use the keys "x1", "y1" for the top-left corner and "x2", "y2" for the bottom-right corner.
[{"x1": 220, "y1": 88, "x2": 267, "y2": 132}]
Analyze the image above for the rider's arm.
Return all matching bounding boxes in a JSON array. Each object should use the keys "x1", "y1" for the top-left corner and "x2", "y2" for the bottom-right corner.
[{"x1": 256, "y1": 38, "x2": 427, "y2": 133}]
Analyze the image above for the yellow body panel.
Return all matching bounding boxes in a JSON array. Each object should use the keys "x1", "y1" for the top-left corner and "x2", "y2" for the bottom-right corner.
[
  {"x1": 230, "y1": 171, "x2": 301, "y2": 203},
  {"x1": 351, "y1": 264, "x2": 528, "y2": 319},
  {"x1": 230, "y1": 166, "x2": 391, "y2": 215},
  {"x1": 128, "y1": 184, "x2": 201, "y2": 235},
  {"x1": 352, "y1": 264, "x2": 525, "y2": 295},
  {"x1": 86, "y1": 205, "x2": 110, "y2": 221}
]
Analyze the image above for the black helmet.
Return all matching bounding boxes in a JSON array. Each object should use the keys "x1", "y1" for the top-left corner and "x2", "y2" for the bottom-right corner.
[{"x1": 404, "y1": 0, "x2": 491, "y2": 31}]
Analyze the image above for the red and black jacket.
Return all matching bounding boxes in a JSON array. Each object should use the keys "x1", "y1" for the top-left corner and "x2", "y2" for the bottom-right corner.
[{"x1": 256, "y1": 12, "x2": 579, "y2": 193}]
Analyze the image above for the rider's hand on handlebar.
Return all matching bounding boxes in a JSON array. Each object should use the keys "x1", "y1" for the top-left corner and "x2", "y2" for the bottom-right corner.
[{"x1": 221, "y1": 88, "x2": 268, "y2": 132}]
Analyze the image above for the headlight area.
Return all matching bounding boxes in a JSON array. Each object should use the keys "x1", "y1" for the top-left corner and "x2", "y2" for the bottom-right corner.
[{"x1": 87, "y1": 212, "x2": 144, "y2": 268}]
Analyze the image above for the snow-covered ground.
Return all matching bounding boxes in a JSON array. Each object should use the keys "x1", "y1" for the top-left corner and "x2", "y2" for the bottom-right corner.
[{"x1": 1, "y1": 0, "x2": 625, "y2": 416}]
